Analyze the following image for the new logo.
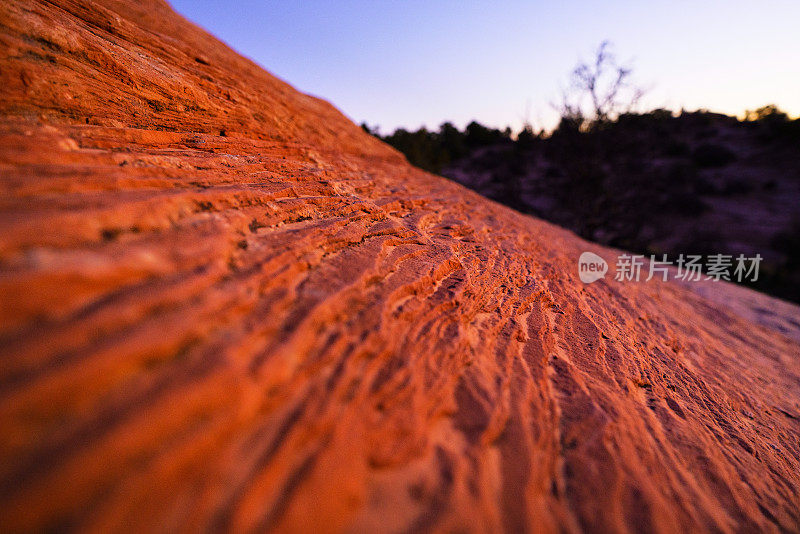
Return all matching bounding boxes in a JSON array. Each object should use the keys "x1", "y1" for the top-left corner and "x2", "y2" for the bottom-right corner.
[{"x1": 578, "y1": 251, "x2": 608, "y2": 283}]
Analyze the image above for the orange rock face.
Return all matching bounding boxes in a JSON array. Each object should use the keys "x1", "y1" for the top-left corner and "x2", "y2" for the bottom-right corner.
[{"x1": 1, "y1": 1, "x2": 799, "y2": 532}]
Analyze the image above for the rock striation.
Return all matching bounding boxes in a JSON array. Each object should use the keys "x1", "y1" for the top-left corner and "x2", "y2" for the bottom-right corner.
[{"x1": 1, "y1": 1, "x2": 799, "y2": 532}]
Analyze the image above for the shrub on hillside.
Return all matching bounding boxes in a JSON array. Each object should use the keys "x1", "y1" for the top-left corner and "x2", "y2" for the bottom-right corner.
[{"x1": 692, "y1": 143, "x2": 736, "y2": 168}]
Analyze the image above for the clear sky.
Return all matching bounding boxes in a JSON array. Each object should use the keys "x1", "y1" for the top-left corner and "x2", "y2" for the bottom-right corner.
[{"x1": 169, "y1": 0, "x2": 800, "y2": 133}]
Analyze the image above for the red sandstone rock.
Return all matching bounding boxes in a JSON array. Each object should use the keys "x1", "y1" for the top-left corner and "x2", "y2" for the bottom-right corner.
[{"x1": 1, "y1": 1, "x2": 799, "y2": 532}]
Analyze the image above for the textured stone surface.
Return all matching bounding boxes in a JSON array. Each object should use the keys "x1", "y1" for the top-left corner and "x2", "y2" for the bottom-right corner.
[{"x1": 1, "y1": 1, "x2": 799, "y2": 532}]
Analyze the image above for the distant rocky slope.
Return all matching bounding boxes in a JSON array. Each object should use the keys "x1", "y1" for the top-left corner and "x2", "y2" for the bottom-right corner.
[{"x1": 1, "y1": 1, "x2": 799, "y2": 532}]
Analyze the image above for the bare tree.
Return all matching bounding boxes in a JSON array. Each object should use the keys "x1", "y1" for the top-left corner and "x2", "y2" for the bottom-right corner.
[{"x1": 557, "y1": 41, "x2": 645, "y2": 129}]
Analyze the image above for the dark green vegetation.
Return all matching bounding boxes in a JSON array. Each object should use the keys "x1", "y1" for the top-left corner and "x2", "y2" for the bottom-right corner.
[
  {"x1": 365, "y1": 107, "x2": 800, "y2": 303},
  {"x1": 361, "y1": 121, "x2": 512, "y2": 175}
]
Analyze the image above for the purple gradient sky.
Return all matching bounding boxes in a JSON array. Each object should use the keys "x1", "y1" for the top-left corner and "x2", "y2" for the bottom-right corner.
[{"x1": 169, "y1": 0, "x2": 800, "y2": 133}]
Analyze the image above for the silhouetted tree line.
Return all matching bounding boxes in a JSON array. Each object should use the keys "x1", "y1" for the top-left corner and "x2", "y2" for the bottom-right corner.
[
  {"x1": 361, "y1": 121, "x2": 513, "y2": 174},
  {"x1": 366, "y1": 106, "x2": 799, "y2": 174}
]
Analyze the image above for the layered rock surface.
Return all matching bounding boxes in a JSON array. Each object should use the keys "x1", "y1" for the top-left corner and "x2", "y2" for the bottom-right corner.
[{"x1": 1, "y1": 1, "x2": 799, "y2": 532}]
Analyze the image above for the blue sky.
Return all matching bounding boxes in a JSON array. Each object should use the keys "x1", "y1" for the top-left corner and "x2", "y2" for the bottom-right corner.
[{"x1": 170, "y1": 0, "x2": 800, "y2": 133}]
